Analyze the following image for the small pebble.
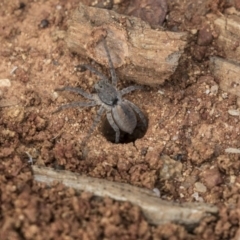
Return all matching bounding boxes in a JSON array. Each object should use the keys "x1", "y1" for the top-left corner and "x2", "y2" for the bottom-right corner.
[
  {"x1": 205, "y1": 89, "x2": 210, "y2": 95},
  {"x1": 152, "y1": 188, "x2": 161, "y2": 197},
  {"x1": 230, "y1": 175, "x2": 236, "y2": 184},
  {"x1": 201, "y1": 166, "x2": 222, "y2": 189},
  {"x1": 194, "y1": 182, "x2": 207, "y2": 193},
  {"x1": 210, "y1": 85, "x2": 218, "y2": 94},
  {"x1": 158, "y1": 89, "x2": 165, "y2": 95},
  {"x1": 44, "y1": 59, "x2": 51, "y2": 65},
  {"x1": 51, "y1": 91, "x2": 59, "y2": 100},
  {"x1": 39, "y1": 19, "x2": 49, "y2": 28},
  {"x1": 190, "y1": 29, "x2": 197, "y2": 35},
  {"x1": 197, "y1": 24, "x2": 213, "y2": 46},
  {"x1": 228, "y1": 109, "x2": 240, "y2": 116},
  {"x1": 191, "y1": 192, "x2": 204, "y2": 202},
  {"x1": 222, "y1": 93, "x2": 228, "y2": 99},
  {"x1": 0, "y1": 79, "x2": 11, "y2": 87},
  {"x1": 159, "y1": 155, "x2": 183, "y2": 180}
]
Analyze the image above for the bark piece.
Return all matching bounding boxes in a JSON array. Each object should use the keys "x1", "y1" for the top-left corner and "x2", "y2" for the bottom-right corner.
[
  {"x1": 213, "y1": 14, "x2": 240, "y2": 62},
  {"x1": 32, "y1": 165, "x2": 218, "y2": 229},
  {"x1": 209, "y1": 56, "x2": 240, "y2": 97},
  {"x1": 65, "y1": 3, "x2": 187, "y2": 85}
]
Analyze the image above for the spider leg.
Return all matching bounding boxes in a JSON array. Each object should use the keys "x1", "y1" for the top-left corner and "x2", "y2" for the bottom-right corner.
[
  {"x1": 82, "y1": 105, "x2": 105, "y2": 145},
  {"x1": 79, "y1": 64, "x2": 109, "y2": 81},
  {"x1": 102, "y1": 39, "x2": 118, "y2": 87},
  {"x1": 55, "y1": 86, "x2": 93, "y2": 100},
  {"x1": 125, "y1": 100, "x2": 147, "y2": 127},
  {"x1": 106, "y1": 111, "x2": 120, "y2": 143},
  {"x1": 120, "y1": 85, "x2": 143, "y2": 96},
  {"x1": 53, "y1": 101, "x2": 97, "y2": 113}
]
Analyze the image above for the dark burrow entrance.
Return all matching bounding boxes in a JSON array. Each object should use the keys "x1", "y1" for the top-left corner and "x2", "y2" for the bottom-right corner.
[{"x1": 101, "y1": 114, "x2": 148, "y2": 144}]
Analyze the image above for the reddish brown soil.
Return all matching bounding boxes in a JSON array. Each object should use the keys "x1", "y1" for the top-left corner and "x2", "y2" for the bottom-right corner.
[{"x1": 1, "y1": 0, "x2": 240, "y2": 239}]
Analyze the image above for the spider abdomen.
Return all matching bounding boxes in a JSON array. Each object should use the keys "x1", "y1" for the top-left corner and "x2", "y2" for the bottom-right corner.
[{"x1": 112, "y1": 101, "x2": 137, "y2": 134}]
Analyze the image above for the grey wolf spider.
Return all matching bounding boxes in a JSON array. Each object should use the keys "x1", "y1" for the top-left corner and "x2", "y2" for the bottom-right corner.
[{"x1": 55, "y1": 39, "x2": 147, "y2": 144}]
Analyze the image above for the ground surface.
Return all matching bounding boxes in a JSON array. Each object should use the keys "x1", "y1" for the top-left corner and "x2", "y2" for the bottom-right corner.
[{"x1": 1, "y1": 0, "x2": 240, "y2": 239}]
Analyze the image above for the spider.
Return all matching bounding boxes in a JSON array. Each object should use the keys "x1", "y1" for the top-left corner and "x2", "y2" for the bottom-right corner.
[{"x1": 55, "y1": 39, "x2": 147, "y2": 144}]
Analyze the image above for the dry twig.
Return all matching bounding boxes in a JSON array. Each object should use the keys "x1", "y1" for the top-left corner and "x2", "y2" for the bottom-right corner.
[{"x1": 33, "y1": 165, "x2": 218, "y2": 230}]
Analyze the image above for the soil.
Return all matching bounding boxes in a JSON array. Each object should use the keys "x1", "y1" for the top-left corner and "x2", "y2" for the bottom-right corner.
[{"x1": 1, "y1": 0, "x2": 240, "y2": 239}]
